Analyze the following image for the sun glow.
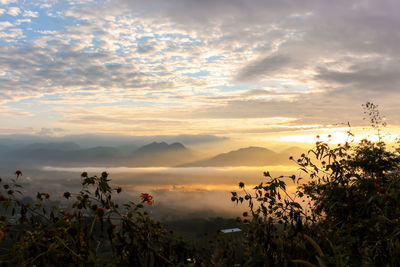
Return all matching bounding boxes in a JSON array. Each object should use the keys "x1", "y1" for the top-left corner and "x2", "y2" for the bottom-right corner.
[
  {"x1": 125, "y1": 183, "x2": 299, "y2": 193},
  {"x1": 277, "y1": 126, "x2": 400, "y2": 145}
]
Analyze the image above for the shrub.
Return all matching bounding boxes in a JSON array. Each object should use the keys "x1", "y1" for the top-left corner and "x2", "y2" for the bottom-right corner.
[
  {"x1": 229, "y1": 103, "x2": 400, "y2": 266},
  {"x1": 0, "y1": 172, "x2": 197, "y2": 266}
]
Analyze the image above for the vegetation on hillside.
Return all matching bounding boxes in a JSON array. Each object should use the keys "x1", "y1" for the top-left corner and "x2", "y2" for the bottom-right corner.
[{"x1": 1, "y1": 102, "x2": 400, "y2": 266}]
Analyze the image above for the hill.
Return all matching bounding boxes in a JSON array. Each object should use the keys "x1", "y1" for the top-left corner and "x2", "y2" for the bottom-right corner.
[
  {"x1": 126, "y1": 142, "x2": 201, "y2": 167},
  {"x1": 182, "y1": 146, "x2": 292, "y2": 167},
  {"x1": 3, "y1": 142, "x2": 120, "y2": 165}
]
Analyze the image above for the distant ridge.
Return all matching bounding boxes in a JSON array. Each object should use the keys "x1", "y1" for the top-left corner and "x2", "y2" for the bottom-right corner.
[
  {"x1": 22, "y1": 142, "x2": 81, "y2": 151},
  {"x1": 0, "y1": 140, "x2": 296, "y2": 168},
  {"x1": 0, "y1": 140, "x2": 202, "y2": 167},
  {"x1": 126, "y1": 141, "x2": 200, "y2": 167},
  {"x1": 181, "y1": 146, "x2": 293, "y2": 167},
  {"x1": 135, "y1": 142, "x2": 186, "y2": 154},
  {"x1": 5, "y1": 142, "x2": 119, "y2": 165}
]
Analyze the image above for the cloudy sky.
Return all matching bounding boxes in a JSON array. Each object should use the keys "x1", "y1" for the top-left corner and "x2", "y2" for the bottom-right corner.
[{"x1": 0, "y1": 0, "x2": 399, "y2": 144}]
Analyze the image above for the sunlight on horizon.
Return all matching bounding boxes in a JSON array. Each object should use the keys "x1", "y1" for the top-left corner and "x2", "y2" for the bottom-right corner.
[{"x1": 276, "y1": 126, "x2": 400, "y2": 145}]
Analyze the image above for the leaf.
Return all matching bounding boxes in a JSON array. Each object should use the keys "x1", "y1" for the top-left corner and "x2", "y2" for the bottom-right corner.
[{"x1": 300, "y1": 168, "x2": 309, "y2": 174}]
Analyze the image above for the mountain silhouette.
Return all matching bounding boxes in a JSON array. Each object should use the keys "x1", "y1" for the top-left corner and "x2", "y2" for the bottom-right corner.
[
  {"x1": 135, "y1": 142, "x2": 186, "y2": 154},
  {"x1": 181, "y1": 146, "x2": 292, "y2": 167},
  {"x1": 126, "y1": 142, "x2": 200, "y2": 167},
  {"x1": 6, "y1": 143, "x2": 120, "y2": 165},
  {"x1": 0, "y1": 140, "x2": 295, "y2": 168}
]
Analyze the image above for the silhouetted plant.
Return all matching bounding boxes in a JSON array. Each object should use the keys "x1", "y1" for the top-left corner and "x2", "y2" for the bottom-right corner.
[
  {"x1": 228, "y1": 103, "x2": 400, "y2": 266},
  {"x1": 0, "y1": 171, "x2": 197, "y2": 266}
]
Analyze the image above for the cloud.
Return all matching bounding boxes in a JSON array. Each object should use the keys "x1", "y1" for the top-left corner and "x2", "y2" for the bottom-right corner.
[
  {"x1": 0, "y1": 0, "x2": 16, "y2": 5},
  {"x1": 0, "y1": 106, "x2": 32, "y2": 117},
  {"x1": 113, "y1": 0, "x2": 309, "y2": 27},
  {"x1": 0, "y1": 28, "x2": 24, "y2": 40},
  {"x1": 0, "y1": 21, "x2": 13, "y2": 30},
  {"x1": 236, "y1": 54, "x2": 292, "y2": 81},
  {"x1": 38, "y1": 127, "x2": 67, "y2": 136},
  {"x1": 50, "y1": 104, "x2": 302, "y2": 135},
  {"x1": 0, "y1": 0, "x2": 400, "y2": 137},
  {"x1": 7, "y1": 6, "x2": 20, "y2": 16},
  {"x1": 0, "y1": 42, "x2": 182, "y2": 102},
  {"x1": 23, "y1": 10, "x2": 39, "y2": 18},
  {"x1": 315, "y1": 58, "x2": 400, "y2": 92}
]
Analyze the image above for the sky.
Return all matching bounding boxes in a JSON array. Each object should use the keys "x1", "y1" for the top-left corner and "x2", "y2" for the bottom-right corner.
[{"x1": 1, "y1": 0, "x2": 400, "y2": 146}]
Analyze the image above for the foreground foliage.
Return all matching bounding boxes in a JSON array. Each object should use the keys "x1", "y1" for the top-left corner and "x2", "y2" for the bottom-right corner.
[
  {"x1": 0, "y1": 171, "x2": 195, "y2": 266},
  {"x1": 229, "y1": 139, "x2": 400, "y2": 266},
  {"x1": 228, "y1": 103, "x2": 400, "y2": 266}
]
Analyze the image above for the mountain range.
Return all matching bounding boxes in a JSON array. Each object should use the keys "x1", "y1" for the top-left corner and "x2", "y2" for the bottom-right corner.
[
  {"x1": 0, "y1": 141, "x2": 301, "y2": 167},
  {"x1": 181, "y1": 146, "x2": 295, "y2": 167}
]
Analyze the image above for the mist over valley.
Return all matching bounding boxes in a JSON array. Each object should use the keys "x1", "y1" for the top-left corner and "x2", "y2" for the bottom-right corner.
[{"x1": 0, "y1": 135, "x2": 301, "y2": 218}]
